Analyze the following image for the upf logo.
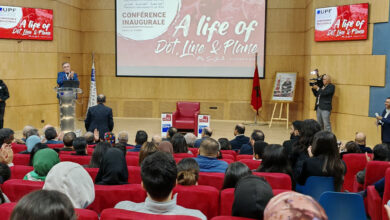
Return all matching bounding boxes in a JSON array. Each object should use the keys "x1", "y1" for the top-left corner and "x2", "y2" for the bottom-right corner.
[
  {"x1": 317, "y1": 9, "x2": 332, "y2": 14},
  {"x1": 0, "y1": 7, "x2": 16, "y2": 12}
]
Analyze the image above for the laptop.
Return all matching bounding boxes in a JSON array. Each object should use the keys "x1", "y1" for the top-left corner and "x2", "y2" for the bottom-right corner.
[{"x1": 62, "y1": 80, "x2": 80, "y2": 88}]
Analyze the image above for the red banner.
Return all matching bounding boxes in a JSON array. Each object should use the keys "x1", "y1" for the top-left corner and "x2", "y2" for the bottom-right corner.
[
  {"x1": 315, "y1": 3, "x2": 368, "y2": 42},
  {"x1": 0, "y1": 6, "x2": 53, "y2": 41}
]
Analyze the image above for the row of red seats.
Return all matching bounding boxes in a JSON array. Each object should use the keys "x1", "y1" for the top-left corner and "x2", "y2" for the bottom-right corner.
[
  {"x1": 9, "y1": 165, "x2": 291, "y2": 191},
  {"x1": 0, "y1": 179, "x2": 290, "y2": 218},
  {"x1": 0, "y1": 203, "x2": 255, "y2": 220}
]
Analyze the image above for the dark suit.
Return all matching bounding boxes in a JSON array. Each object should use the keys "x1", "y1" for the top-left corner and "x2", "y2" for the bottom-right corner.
[
  {"x1": 239, "y1": 144, "x2": 253, "y2": 155},
  {"x1": 379, "y1": 109, "x2": 390, "y2": 144},
  {"x1": 85, "y1": 104, "x2": 114, "y2": 140},
  {"x1": 57, "y1": 72, "x2": 79, "y2": 87},
  {"x1": 230, "y1": 135, "x2": 250, "y2": 151},
  {"x1": 312, "y1": 83, "x2": 335, "y2": 111},
  {"x1": 0, "y1": 80, "x2": 9, "y2": 129}
]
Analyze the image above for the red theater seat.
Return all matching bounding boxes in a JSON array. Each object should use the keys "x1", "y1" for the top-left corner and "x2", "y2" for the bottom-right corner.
[
  {"x1": 10, "y1": 165, "x2": 33, "y2": 179},
  {"x1": 59, "y1": 150, "x2": 76, "y2": 155},
  {"x1": 100, "y1": 208, "x2": 202, "y2": 220},
  {"x1": 128, "y1": 166, "x2": 142, "y2": 184},
  {"x1": 87, "y1": 148, "x2": 94, "y2": 155},
  {"x1": 253, "y1": 172, "x2": 292, "y2": 190},
  {"x1": 13, "y1": 154, "x2": 30, "y2": 166},
  {"x1": 221, "y1": 150, "x2": 236, "y2": 159},
  {"x1": 174, "y1": 153, "x2": 195, "y2": 159},
  {"x1": 59, "y1": 155, "x2": 91, "y2": 165},
  {"x1": 219, "y1": 188, "x2": 290, "y2": 216},
  {"x1": 126, "y1": 156, "x2": 139, "y2": 166},
  {"x1": 47, "y1": 143, "x2": 64, "y2": 149},
  {"x1": 211, "y1": 217, "x2": 255, "y2": 220},
  {"x1": 221, "y1": 159, "x2": 234, "y2": 164},
  {"x1": 88, "y1": 184, "x2": 147, "y2": 214},
  {"x1": 198, "y1": 172, "x2": 225, "y2": 190},
  {"x1": 236, "y1": 155, "x2": 252, "y2": 161},
  {"x1": 0, "y1": 203, "x2": 99, "y2": 220},
  {"x1": 11, "y1": 143, "x2": 27, "y2": 154},
  {"x1": 353, "y1": 161, "x2": 390, "y2": 192},
  {"x1": 85, "y1": 168, "x2": 99, "y2": 180},
  {"x1": 172, "y1": 102, "x2": 200, "y2": 135},
  {"x1": 173, "y1": 184, "x2": 219, "y2": 219},
  {"x1": 343, "y1": 153, "x2": 372, "y2": 192},
  {"x1": 188, "y1": 148, "x2": 198, "y2": 155},
  {"x1": 238, "y1": 159, "x2": 261, "y2": 170},
  {"x1": 127, "y1": 152, "x2": 139, "y2": 156},
  {"x1": 1, "y1": 179, "x2": 43, "y2": 202},
  {"x1": 221, "y1": 154, "x2": 234, "y2": 161},
  {"x1": 367, "y1": 167, "x2": 390, "y2": 220}
]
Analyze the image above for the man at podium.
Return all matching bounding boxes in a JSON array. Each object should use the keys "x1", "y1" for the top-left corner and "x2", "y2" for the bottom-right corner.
[{"x1": 57, "y1": 62, "x2": 79, "y2": 87}]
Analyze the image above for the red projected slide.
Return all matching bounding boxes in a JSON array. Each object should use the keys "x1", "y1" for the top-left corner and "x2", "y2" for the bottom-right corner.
[
  {"x1": 315, "y1": 3, "x2": 368, "y2": 42},
  {"x1": 0, "y1": 6, "x2": 53, "y2": 41},
  {"x1": 116, "y1": 0, "x2": 266, "y2": 78}
]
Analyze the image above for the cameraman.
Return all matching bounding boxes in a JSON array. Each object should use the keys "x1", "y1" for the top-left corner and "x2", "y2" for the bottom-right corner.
[{"x1": 311, "y1": 74, "x2": 335, "y2": 132}]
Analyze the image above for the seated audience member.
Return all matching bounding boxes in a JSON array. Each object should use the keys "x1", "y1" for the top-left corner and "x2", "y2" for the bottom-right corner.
[
  {"x1": 152, "y1": 134, "x2": 162, "y2": 146},
  {"x1": 340, "y1": 141, "x2": 361, "y2": 158},
  {"x1": 24, "y1": 148, "x2": 60, "y2": 181},
  {"x1": 25, "y1": 128, "x2": 39, "y2": 140},
  {"x1": 0, "y1": 143, "x2": 13, "y2": 166},
  {"x1": 0, "y1": 163, "x2": 10, "y2": 203},
  {"x1": 60, "y1": 132, "x2": 76, "y2": 151},
  {"x1": 218, "y1": 138, "x2": 232, "y2": 150},
  {"x1": 164, "y1": 127, "x2": 178, "y2": 142},
  {"x1": 72, "y1": 137, "x2": 88, "y2": 156},
  {"x1": 194, "y1": 138, "x2": 228, "y2": 173},
  {"x1": 263, "y1": 191, "x2": 328, "y2": 220},
  {"x1": 257, "y1": 144, "x2": 294, "y2": 188},
  {"x1": 139, "y1": 142, "x2": 158, "y2": 166},
  {"x1": 88, "y1": 142, "x2": 111, "y2": 168},
  {"x1": 222, "y1": 162, "x2": 252, "y2": 189},
  {"x1": 0, "y1": 128, "x2": 14, "y2": 145},
  {"x1": 84, "y1": 131, "x2": 95, "y2": 145},
  {"x1": 355, "y1": 132, "x2": 373, "y2": 153},
  {"x1": 230, "y1": 124, "x2": 250, "y2": 151},
  {"x1": 29, "y1": 143, "x2": 48, "y2": 166},
  {"x1": 157, "y1": 141, "x2": 173, "y2": 154},
  {"x1": 356, "y1": 143, "x2": 389, "y2": 184},
  {"x1": 95, "y1": 148, "x2": 128, "y2": 185},
  {"x1": 172, "y1": 133, "x2": 191, "y2": 154},
  {"x1": 194, "y1": 127, "x2": 212, "y2": 148},
  {"x1": 44, "y1": 127, "x2": 63, "y2": 144},
  {"x1": 43, "y1": 162, "x2": 95, "y2": 209},
  {"x1": 253, "y1": 141, "x2": 268, "y2": 161},
  {"x1": 115, "y1": 152, "x2": 206, "y2": 220},
  {"x1": 296, "y1": 131, "x2": 345, "y2": 191},
  {"x1": 10, "y1": 190, "x2": 76, "y2": 220},
  {"x1": 283, "y1": 120, "x2": 303, "y2": 156},
  {"x1": 240, "y1": 129, "x2": 265, "y2": 155},
  {"x1": 184, "y1": 133, "x2": 197, "y2": 148},
  {"x1": 129, "y1": 130, "x2": 148, "y2": 152},
  {"x1": 114, "y1": 143, "x2": 127, "y2": 156},
  {"x1": 291, "y1": 119, "x2": 321, "y2": 176},
  {"x1": 177, "y1": 158, "x2": 200, "y2": 186},
  {"x1": 14, "y1": 125, "x2": 34, "y2": 144},
  {"x1": 118, "y1": 131, "x2": 133, "y2": 146},
  {"x1": 232, "y1": 175, "x2": 273, "y2": 219},
  {"x1": 104, "y1": 132, "x2": 116, "y2": 146},
  {"x1": 20, "y1": 135, "x2": 41, "y2": 154}
]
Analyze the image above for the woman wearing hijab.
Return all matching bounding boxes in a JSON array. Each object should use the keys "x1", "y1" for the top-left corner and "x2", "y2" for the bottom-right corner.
[
  {"x1": 95, "y1": 148, "x2": 128, "y2": 185},
  {"x1": 232, "y1": 175, "x2": 274, "y2": 219},
  {"x1": 19, "y1": 135, "x2": 41, "y2": 154},
  {"x1": 264, "y1": 191, "x2": 328, "y2": 220},
  {"x1": 23, "y1": 148, "x2": 60, "y2": 181},
  {"x1": 157, "y1": 141, "x2": 173, "y2": 154},
  {"x1": 43, "y1": 162, "x2": 95, "y2": 209}
]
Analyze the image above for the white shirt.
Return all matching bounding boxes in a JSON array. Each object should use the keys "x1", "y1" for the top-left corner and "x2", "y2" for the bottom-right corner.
[{"x1": 385, "y1": 109, "x2": 390, "y2": 119}]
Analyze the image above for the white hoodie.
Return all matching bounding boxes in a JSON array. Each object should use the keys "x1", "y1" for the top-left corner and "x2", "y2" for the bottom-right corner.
[{"x1": 43, "y1": 162, "x2": 95, "y2": 208}]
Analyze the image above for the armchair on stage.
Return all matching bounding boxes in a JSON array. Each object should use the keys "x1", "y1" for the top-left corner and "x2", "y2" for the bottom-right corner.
[{"x1": 172, "y1": 102, "x2": 200, "y2": 135}]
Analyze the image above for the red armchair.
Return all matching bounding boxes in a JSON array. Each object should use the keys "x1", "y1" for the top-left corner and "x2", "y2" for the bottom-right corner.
[{"x1": 172, "y1": 102, "x2": 200, "y2": 135}]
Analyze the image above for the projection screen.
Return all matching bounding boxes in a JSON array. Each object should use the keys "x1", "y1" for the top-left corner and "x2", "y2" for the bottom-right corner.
[{"x1": 116, "y1": 0, "x2": 266, "y2": 78}]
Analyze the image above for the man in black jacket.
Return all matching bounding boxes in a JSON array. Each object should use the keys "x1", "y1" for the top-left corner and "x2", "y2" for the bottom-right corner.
[
  {"x1": 85, "y1": 94, "x2": 114, "y2": 140},
  {"x1": 230, "y1": 124, "x2": 250, "y2": 151},
  {"x1": 312, "y1": 74, "x2": 335, "y2": 132},
  {"x1": 0, "y1": 80, "x2": 9, "y2": 129}
]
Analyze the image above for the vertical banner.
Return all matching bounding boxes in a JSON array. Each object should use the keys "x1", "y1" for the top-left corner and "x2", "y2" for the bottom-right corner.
[
  {"x1": 0, "y1": 6, "x2": 53, "y2": 40},
  {"x1": 197, "y1": 115, "x2": 210, "y2": 138},
  {"x1": 315, "y1": 3, "x2": 368, "y2": 42},
  {"x1": 87, "y1": 56, "x2": 97, "y2": 112},
  {"x1": 161, "y1": 113, "x2": 173, "y2": 137}
]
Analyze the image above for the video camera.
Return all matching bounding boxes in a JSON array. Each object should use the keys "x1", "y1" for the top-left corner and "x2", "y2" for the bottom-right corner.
[{"x1": 309, "y1": 69, "x2": 325, "y2": 88}]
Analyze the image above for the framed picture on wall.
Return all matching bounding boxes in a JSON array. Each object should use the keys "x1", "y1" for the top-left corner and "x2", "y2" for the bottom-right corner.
[{"x1": 271, "y1": 72, "x2": 297, "y2": 102}]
